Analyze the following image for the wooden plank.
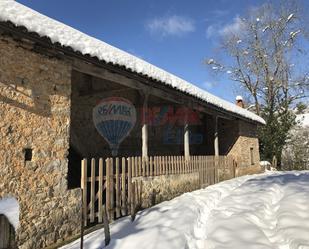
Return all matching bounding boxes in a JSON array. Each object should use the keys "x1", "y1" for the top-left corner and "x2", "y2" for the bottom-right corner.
[
  {"x1": 128, "y1": 157, "x2": 132, "y2": 214},
  {"x1": 121, "y1": 157, "x2": 126, "y2": 216},
  {"x1": 142, "y1": 157, "x2": 146, "y2": 177},
  {"x1": 138, "y1": 156, "x2": 142, "y2": 177},
  {"x1": 90, "y1": 158, "x2": 96, "y2": 223},
  {"x1": 81, "y1": 159, "x2": 88, "y2": 226},
  {"x1": 115, "y1": 157, "x2": 120, "y2": 218},
  {"x1": 134, "y1": 156, "x2": 139, "y2": 176},
  {"x1": 131, "y1": 182, "x2": 136, "y2": 215},
  {"x1": 132, "y1": 156, "x2": 135, "y2": 177},
  {"x1": 110, "y1": 158, "x2": 114, "y2": 221},
  {"x1": 150, "y1": 156, "x2": 153, "y2": 177},
  {"x1": 146, "y1": 156, "x2": 149, "y2": 177},
  {"x1": 105, "y1": 158, "x2": 111, "y2": 221},
  {"x1": 153, "y1": 156, "x2": 157, "y2": 176},
  {"x1": 98, "y1": 158, "x2": 103, "y2": 223}
]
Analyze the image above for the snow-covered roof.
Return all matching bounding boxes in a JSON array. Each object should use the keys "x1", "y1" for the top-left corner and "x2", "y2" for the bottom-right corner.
[{"x1": 0, "y1": 1, "x2": 265, "y2": 124}]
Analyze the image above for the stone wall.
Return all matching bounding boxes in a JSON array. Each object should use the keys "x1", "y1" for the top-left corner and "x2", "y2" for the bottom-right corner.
[
  {"x1": 135, "y1": 173, "x2": 200, "y2": 208},
  {"x1": 228, "y1": 120, "x2": 260, "y2": 167},
  {"x1": 0, "y1": 35, "x2": 80, "y2": 248}
]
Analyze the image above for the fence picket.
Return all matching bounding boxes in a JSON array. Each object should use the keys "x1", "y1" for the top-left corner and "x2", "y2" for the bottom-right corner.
[
  {"x1": 115, "y1": 158, "x2": 120, "y2": 218},
  {"x1": 81, "y1": 159, "x2": 87, "y2": 227},
  {"x1": 121, "y1": 157, "x2": 126, "y2": 216},
  {"x1": 105, "y1": 158, "x2": 111, "y2": 220},
  {"x1": 128, "y1": 157, "x2": 132, "y2": 214},
  {"x1": 82, "y1": 154, "x2": 239, "y2": 227},
  {"x1": 98, "y1": 158, "x2": 103, "y2": 223},
  {"x1": 90, "y1": 159, "x2": 95, "y2": 223},
  {"x1": 150, "y1": 156, "x2": 153, "y2": 177}
]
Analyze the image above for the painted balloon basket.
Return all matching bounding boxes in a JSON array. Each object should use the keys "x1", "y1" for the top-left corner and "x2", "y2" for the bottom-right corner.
[{"x1": 93, "y1": 97, "x2": 137, "y2": 156}]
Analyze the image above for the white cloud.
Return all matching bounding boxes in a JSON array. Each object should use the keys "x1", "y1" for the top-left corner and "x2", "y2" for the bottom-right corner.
[
  {"x1": 206, "y1": 16, "x2": 245, "y2": 39},
  {"x1": 202, "y1": 81, "x2": 216, "y2": 90},
  {"x1": 206, "y1": 24, "x2": 219, "y2": 39},
  {"x1": 211, "y1": 9, "x2": 229, "y2": 17},
  {"x1": 219, "y1": 16, "x2": 245, "y2": 36},
  {"x1": 146, "y1": 15, "x2": 195, "y2": 37}
]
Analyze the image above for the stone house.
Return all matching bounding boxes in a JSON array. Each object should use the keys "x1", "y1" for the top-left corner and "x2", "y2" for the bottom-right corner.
[{"x1": 0, "y1": 2, "x2": 265, "y2": 248}]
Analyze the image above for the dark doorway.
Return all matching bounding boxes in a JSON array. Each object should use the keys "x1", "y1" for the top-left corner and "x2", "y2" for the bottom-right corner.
[{"x1": 67, "y1": 146, "x2": 83, "y2": 189}]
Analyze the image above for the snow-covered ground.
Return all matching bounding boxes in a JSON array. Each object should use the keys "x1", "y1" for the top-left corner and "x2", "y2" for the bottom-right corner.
[{"x1": 62, "y1": 171, "x2": 309, "y2": 249}]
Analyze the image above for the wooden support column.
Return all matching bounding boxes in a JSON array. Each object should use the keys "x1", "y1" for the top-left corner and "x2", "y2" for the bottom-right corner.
[
  {"x1": 184, "y1": 124, "x2": 190, "y2": 159},
  {"x1": 142, "y1": 93, "x2": 149, "y2": 158},
  {"x1": 214, "y1": 116, "x2": 219, "y2": 156},
  {"x1": 184, "y1": 108, "x2": 190, "y2": 159}
]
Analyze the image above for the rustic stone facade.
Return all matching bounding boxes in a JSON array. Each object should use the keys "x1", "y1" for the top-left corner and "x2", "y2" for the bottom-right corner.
[
  {"x1": 0, "y1": 30, "x2": 261, "y2": 248},
  {"x1": 228, "y1": 120, "x2": 260, "y2": 168},
  {"x1": 0, "y1": 35, "x2": 80, "y2": 248}
]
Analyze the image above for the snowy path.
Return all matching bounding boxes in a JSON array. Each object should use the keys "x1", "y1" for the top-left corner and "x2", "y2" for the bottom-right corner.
[
  {"x1": 204, "y1": 172, "x2": 309, "y2": 249},
  {"x1": 62, "y1": 171, "x2": 309, "y2": 249}
]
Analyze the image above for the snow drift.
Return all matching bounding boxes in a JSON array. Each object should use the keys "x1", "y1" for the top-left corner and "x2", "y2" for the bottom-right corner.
[{"x1": 62, "y1": 171, "x2": 309, "y2": 249}]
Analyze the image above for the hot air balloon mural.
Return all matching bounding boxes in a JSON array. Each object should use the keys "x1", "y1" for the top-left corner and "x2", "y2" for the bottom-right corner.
[{"x1": 93, "y1": 97, "x2": 137, "y2": 156}]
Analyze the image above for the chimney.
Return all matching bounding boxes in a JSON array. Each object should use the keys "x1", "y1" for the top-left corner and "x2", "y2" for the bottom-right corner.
[{"x1": 236, "y1": 95, "x2": 244, "y2": 108}]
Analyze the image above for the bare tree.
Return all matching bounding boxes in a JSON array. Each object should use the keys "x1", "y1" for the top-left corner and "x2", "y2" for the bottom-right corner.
[{"x1": 207, "y1": 1, "x2": 309, "y2": 168}]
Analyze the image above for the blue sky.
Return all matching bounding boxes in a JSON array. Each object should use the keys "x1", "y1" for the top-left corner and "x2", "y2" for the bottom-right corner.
[{"x1": 16, "y1": 0, "x2": 308, "y2": 103}]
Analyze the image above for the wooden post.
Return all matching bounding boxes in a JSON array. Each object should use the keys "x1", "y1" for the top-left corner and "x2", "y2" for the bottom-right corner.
[
  {"x1": 214, "y1": 116, "x2": 219, "y2": 156},
  {"x1": 115, "y1": 157, "x2": 120, "y2": 218},
  {"x1": 121, "y1": 157, "x2": 126, "y2": 216},
  {"x1": 106, "y1": 158, "x2": 111, "y2": 220},
  {"x1": 138, "y1": 157, "x2": 142, "y2": 177},
  {"x1": 98, "y1": 158, "x2": 103, "y2": 223},
  {"x1": 110, "y1": 158, "x2": 114, "y2": 221},
  {"x1": 128, "y1": 157, "x2": 132, "y2": 214},
  {"x1": 150, "y1": 156, "x2": 153, "y2": 177},
  {"x1": 103, "y1": 205, "x2": 110, "y2": 246},
  {"x1": 90, "y1": 158, "x2": 95, "y2": 223},
  {"x1": 81, "y1": 159, "x2": 87, "y2": 227},
  {"x1": 142, "y1": 157, "x2": 146, "y2": 177},
  {"x1": 80, "y1": 188, "x2": 84, "y2": 249},
  {"x1": 142, "y1": 93, "x2": 149, "y2": 158},
  {"x1": 145, "y1": 156, "x2": 149, "y2": 177},
  {"x1": 184, "y1": 123, "x2": 190, "y2": 159}
]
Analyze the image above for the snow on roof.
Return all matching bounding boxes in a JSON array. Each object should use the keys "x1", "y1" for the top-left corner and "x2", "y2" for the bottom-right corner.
[
  {"x1": 0, "y1": 196, "x2": 20, "y2": 229},
  {"x1": 236, "y1": 95, "x2": 243, "y2": 101},
  {"x1": 0, "y1": 1, "x2": 265, "y2": 124}
]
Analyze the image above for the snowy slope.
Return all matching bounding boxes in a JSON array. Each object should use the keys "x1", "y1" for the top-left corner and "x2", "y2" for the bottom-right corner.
[
  {"x1": 0, "y1": 1, "x2": 265, "y2": 125},
  {"x1": 0, "y1": 197, "x2": 19, "y2": 229},
  {"x1": 62, "y1": 171, "x2": 309, "y2": 249}
]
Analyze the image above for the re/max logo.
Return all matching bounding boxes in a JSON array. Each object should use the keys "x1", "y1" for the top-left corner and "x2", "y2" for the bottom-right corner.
[{"x1": 98, "y1": 104, "x2": 132, "y2": 116}]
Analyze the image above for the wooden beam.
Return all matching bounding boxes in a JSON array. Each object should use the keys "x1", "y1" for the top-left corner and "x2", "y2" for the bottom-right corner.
[{"x1": 214, "y1": 116, "x2": 219, "y2": 156}]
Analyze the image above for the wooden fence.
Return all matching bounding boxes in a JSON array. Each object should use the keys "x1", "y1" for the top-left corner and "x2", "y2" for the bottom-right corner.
[{"x1": 81, "y1": 155, "x2": 236, "y2": 227}]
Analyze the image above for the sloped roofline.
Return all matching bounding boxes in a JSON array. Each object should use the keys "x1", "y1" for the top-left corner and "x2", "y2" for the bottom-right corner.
[{"x1": 0, "y1": 1, "x2": 265, "y2": 125}]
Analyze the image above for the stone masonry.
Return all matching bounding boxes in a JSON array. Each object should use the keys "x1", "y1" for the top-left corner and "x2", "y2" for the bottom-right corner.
[
  {"x1": 0, "y1": 35, "x2": 81, "y2": 248},
  {"x1": 0, "y1": 30, "x2": 261, "y2": 248},
  {"x1": 228, "y1": 120, "x2": 260, "y2": 168}
]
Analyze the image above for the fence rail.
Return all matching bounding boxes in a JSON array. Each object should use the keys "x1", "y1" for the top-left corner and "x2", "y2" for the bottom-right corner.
[{"x1": 81, "y1": 155, "x2": 236, "y2": 227}]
